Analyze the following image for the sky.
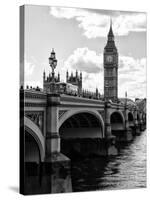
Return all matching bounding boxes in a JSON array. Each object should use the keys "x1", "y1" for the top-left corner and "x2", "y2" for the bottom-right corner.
[{"x1": 22, "y1": 5, "x2": 146, "y2": 99}]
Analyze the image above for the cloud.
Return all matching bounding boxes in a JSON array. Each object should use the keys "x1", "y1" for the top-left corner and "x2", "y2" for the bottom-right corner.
[
  {"x1": 23, "y1": 57, "x2": 43, "y2": 88},
  {"x1": 119, "y1": 56, "x2": 146, "y2": 75},
  {"x1": 20, "y1": 59, "x2": 36, "y2": 86},
  {"x1": 64, "y1": 47, "x2": 102, "y2": 73},
  {"x1": 49, "y1": 7, "x2": 146, "y2": 38},
  {"x1": 119, "y1": 56, "x2": 146, "y2": 73},
  {"x1": 118, "y1": 56, "x2": 146, "y2": 98},
  {"x1": 63, "y1": 47, "x2": 146, "y2": 98},
  {"x1": 82, "y1": 72, "x2": 103, "y2": 93},
  {"x1": 62, "y1": 47, "x2": 103, "y2": 92},
  {"x1": 25, "y1": 60, "x2": 35, "y2": 76}
]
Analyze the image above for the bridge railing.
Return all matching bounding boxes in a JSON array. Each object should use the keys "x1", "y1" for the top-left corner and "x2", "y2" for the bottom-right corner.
[
  {"x1": 21, "y1": 85, "x2": 104, "y2": 101},
  {"x1": 60, "y1": 94, "x2": 105, "y2": 106}
]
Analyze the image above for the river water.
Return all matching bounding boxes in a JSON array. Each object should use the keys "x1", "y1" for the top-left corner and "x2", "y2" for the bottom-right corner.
[{"x1": 71, "y1": 131, "x2": 146, "y2": 192}]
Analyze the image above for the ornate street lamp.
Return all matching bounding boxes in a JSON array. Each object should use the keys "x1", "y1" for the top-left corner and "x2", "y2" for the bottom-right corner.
[{"x1": 48, "y1": 48, "x2": 57, "y2": 92}]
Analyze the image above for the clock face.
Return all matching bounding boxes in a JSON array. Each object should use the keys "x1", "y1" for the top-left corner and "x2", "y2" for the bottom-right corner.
[{"x1": 106, "y1": 55, "x2": 113, "y2": 63}]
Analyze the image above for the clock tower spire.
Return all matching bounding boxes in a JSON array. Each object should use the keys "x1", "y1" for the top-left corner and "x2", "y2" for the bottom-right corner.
[{"x1": 104, "y1": 19, "x2": 118, "y2": 102}]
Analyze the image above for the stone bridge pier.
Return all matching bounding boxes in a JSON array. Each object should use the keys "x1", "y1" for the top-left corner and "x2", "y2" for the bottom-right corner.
[
  {"x1": 133, "y1": 109, "x2": 141, "y2": 135},
  {"x1": 104, "y1": 101, "x2": 118, "y2": 155},
  {"x1": 45, "y1": 93, "x2": 72, "y2": 194},
  {"x1": 124, "y1": 106, "x2": 133, "y2": 141},
  {"x1": 139, "y1": 112, "x2": 146, "y2": 131}
]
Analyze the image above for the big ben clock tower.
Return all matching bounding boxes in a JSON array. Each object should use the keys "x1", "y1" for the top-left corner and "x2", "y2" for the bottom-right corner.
[{"x1": 104, "y1": 20, "x2": 118, "y2": 102}]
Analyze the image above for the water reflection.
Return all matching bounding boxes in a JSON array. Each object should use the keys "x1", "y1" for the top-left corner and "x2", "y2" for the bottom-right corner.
[{"x1": 71, "y1": 131, "x2": 146, "y2": 192}]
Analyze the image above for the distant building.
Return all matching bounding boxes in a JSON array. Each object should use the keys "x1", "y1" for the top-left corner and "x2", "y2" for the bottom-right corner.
[
  {"x1": 43, "y1": 68, "x2": 83, "y2": 95},
  {"x1": 66, "y1": 70, "x2": 82, "y2": 95},
  {"x1": 135, "y1": 98, "x2": 146, "y2": 113},
  {"x1": 119, "y1": 98, "x2": 136, "y2": 107},
  {"x1": 43, "y1": 70, "x2": 60, "y2": 92}
]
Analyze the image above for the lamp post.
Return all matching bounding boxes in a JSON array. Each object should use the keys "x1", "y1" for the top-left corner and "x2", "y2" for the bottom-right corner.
[{"x1": 49, "y1": 48, "x2": 57, "y2": 93}]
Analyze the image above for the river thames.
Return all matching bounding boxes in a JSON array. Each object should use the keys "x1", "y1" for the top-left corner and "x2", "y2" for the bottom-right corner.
[{"x1": 71, "y1": 131, "x2": 146, "y2": 192}]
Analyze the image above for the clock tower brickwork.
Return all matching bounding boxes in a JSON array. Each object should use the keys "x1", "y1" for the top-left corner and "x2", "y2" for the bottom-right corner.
[{"x1": 104, "y1": 21, "x2": 118, "y2": 102}]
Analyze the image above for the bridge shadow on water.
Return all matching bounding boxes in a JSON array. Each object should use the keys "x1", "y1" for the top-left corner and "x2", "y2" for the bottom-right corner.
[{"x1": 61, "y1": 131, "x2": 146, "y2": 192}]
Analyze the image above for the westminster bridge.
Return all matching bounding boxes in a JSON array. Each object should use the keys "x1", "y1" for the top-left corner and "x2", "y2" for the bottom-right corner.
[{"x1": 20, "y1": 88, "x2": 146, "y2": 194}]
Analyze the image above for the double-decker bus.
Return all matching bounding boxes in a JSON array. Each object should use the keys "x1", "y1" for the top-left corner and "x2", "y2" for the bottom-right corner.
[{"x1": 56, "y1": 82, "x2": 78, "y2": 95}]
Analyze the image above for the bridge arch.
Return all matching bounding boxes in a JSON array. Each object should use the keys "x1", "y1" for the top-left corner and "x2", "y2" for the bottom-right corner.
[
  {"x1": 59, "y1": 109, "x2": 104, "y2": 157},
  {"x1": 110, "y1": 111, "x2": 125, "y2": 133},
  {"x1": 24, "y1": 116, "x2": 45, "y2": 162},
  {"x1": 128, "y1": 112, "x2": 134, "y2": 122},
  {"x1": 59, "y1": 109, "x2": 104, "y2": 138},
  {"x1": 128, "y1": 111, "x2": 134, "y2": 128},
  {"x1": 137, "y1": 113, "x2": 140, "y2": 122}
]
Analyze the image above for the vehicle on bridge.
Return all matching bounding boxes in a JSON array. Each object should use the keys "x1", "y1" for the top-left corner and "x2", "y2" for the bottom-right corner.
[{"x1": 56, "y1": 82, "x2": 78, "y2": 95}]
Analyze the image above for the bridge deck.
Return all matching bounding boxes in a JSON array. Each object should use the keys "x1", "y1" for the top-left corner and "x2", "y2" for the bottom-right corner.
[{"x1": 21, "y1": 89, "x2": 136, "y2": 112}]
